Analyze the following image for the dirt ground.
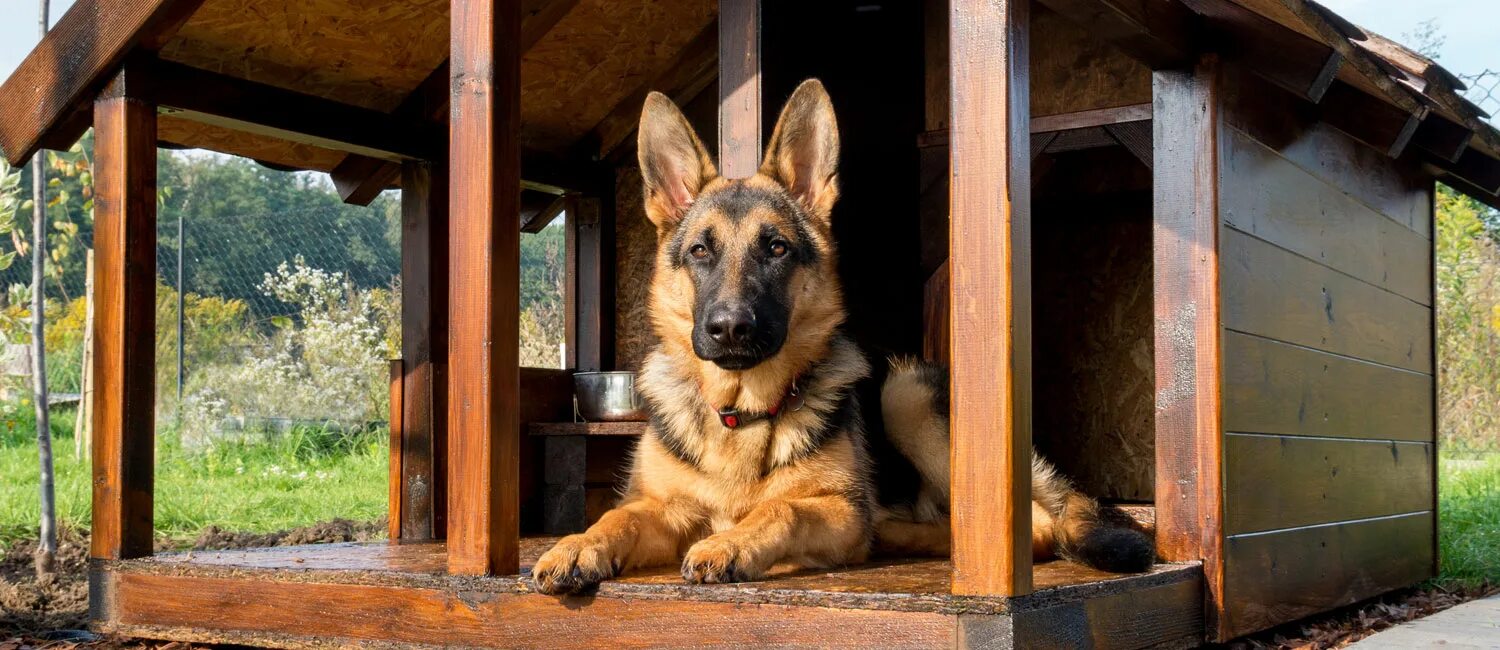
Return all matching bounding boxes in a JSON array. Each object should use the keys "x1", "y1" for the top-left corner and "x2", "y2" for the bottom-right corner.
[
  {"x1": 1, "y1": 520, "x2": 385, "y2": 649},
  {"x1": 2, "y1": 525, "x2": 1492, "y2": 649}
]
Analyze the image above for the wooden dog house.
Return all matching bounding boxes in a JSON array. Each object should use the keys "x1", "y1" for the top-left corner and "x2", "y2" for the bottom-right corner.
[{"x1": 2, "y1": 0, "x2": 1496, "y2": 646}]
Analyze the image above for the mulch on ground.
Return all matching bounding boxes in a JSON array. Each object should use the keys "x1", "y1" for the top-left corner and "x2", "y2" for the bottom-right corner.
[
  {"x1": 0, "y1": 520, "x2": 384, "y2": 649},
  {"x1": 1222, "y1": 582, "x2": 1499, "y2": 649}
]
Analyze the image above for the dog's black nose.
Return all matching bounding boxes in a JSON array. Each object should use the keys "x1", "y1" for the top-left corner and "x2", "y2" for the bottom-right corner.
[{"x1": 706, "y1": 306, "x2": 756, "y2": 345}]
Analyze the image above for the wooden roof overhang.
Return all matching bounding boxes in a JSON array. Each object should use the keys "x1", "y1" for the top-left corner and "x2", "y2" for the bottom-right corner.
[
  {"x1": 0, "y1": 0, "x2": 1496, "y2": 207},
  {"x1": 0, "y1": 0, "x2": 718, "y2": 203}
]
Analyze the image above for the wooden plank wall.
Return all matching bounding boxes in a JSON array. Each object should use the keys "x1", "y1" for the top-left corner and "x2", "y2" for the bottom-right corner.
[{"x1": 1214, "y1": 68, "x2": 1437, "y2": 639}]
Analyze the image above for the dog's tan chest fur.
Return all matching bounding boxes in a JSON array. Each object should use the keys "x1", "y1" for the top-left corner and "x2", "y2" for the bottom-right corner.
[{"x1": 632, "y1": 425, "x2": 864, "y2": 531}]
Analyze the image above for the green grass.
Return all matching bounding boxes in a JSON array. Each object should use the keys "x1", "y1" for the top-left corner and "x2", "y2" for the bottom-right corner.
[
  {"x1": 0, "y1": 417, "x2": 389, "y2": 546},
  {"x1": 1437, "y1": 454, "x2": 1500, "y2": 589}
]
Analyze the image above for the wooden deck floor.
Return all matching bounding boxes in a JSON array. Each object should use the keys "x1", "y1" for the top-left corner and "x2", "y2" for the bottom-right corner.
[
  {"x1": 93, "y1": 537, "x2": 1205, "y2": 649},
  {"x1": 141, "y1": 534, "x2": 1176, "y2": 600}
]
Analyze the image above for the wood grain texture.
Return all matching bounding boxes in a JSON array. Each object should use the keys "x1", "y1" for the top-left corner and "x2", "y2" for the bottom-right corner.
[
  {"x1": 1151, "y1": 58, "x2": 1226, "y2": 639},
  {"x1": 591, "y1": 21, "x2": 718, "y2": 161},
  {"x1": 1011, "y1": 575, "x2": 1205, "y2": 650},
  {"x1": 528, "y1": 422, "x2": 646, "y2": 437},
  {"x1": 141, "y1": 59, "x2": 437, "y2": 161},
  {"x1": 1222, "y1": 512, "x2": 1435, "y2": 638},
  {"x1": 388, "y1": 359, "x2": 403, "y2": 542},
  {"x1": 1221, "y1": 227, "x2": 1432, "y2": 373},
  {"x1": 399, "y1": 160, "x2": 449, "y2": 541},
  {"x1": 91, "y1": 84, "x2": 158, "y2": 561},
  {"x1": 104, "y1": 572, "x2": 956, "y2": 649},
  {"x1": 1224, "y1": 434, "x2": 1432, "y2": 534},
  {"x1": 327, "y1": 0, "x2": 584, "y2": 202},
  {"x1": 0, "y1": 0, "x2": 204, "y2": 164},
  {"x1": 1029, "y1": 6, "x2": 1152, "y2": 117},
  {"x1": 447, "y1": 0, "x2": 523, "y2": 576},
  {"x1": 1032, "y1": 0, "x2": 1193, "y2": 70},
  {"x1": 1318, "y1": 81, "x2": 1425, "y2": 159},
  {"x1": 1151, "y1": 57, "x2": 1224, "y2": 577},
  {"x1": 1222, "y1": 331, "x2": 1433, "y2": 442},
  {"x1": 948, "y1": 0, "x2": 1032, "y2": 597},
  {"x1": 572, "y1": 196, "x2": 609, "y2": 371},
  {"x1": 1220, "y1": 126, "x2": 1431, "y2": 305},
  {"x1": 1220, "y1": 72, "x2": 1434, "y2": 239},
  {"x1": 1033, "y1": 193, "x2": 1155, "y2": 501},
  {"x1": 718, "y1": 0, "x2": 761, "y2": 179},
  {"x1": 1181, "y1": 0, "x2": 1341, "y2": 103}
]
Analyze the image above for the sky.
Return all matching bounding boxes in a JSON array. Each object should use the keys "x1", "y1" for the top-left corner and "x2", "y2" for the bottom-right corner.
[{"x1": 0, "y1": 0, "x2": 1497, "y2": 96}]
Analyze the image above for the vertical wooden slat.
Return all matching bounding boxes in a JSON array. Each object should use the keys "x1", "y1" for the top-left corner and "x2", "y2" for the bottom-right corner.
[
  {"x1": 718, "y1": 0, "x2": 761, "y2": 179},
  {"x1": 91, "y1": 71, "x2": 156, "y2": 561},
  {"x1": 563, "y1": 195, "x2": 579, "y2": 370},
  {"x1": 448, "y1": 0, "x2": 522, "y2": 575},
  {"x1": 399, "y1": 160, "x2": 450, "y2": 541},
  {"x1": 388, "y1": 359, "x2": 404, "y2": 542},
  {"x1": 573, "y1": 196, "x2": 606, "y2": 371},
  {"x1": 947, "y1": 0, "x2": 1032, "y2": 597},
  {"x1": 1152, "y1": 56, "x2": 1226, "y2": 633}
]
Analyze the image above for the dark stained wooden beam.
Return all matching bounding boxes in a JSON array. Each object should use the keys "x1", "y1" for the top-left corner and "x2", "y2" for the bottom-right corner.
[
  {"x1": 138, "y1": 59, "x2": 437, "y2": 161},
  {"x1": 1035, "y1": 0, "x2": 1197, "y2": 70},
  {"x1": 0, "y1": 0, "x2": 205, "y2": 164},
  {"x1": 1182, "y1": 0, "x2": 1341, "y2": 103},
  {"x1": 397, "y1": 160, "x2": 450, "y2": 542},
  {"x1": 948, "y1": 0, "x2": 1033, "y2": 598},
  {"x1": 1440, "y1": 148, "x2": 1500, "y2": 196},
  {"x1": 572, "y1": 195, "x2": 610, "y2": 371},
  {"x1": 331, "y1": 156, "x2": 403, "y2": 206},
  {"x1": 1320, "y1": 81, "x2": 1427, "y2": 158},
  {"x1": 328, "y1": 0, "x2": 581, "y2": 204},
  {"x1": 590, "y1": 21, "x2": 719, "y2": 162},
  {"x1": 719, "y1": 0, "x2": 762, "y2": 179},
  {"x1": 91, "y1": 69, "x2": 158, "y2": 560},
  {"x1": 520, "y1": 191, "x2": 569, "y2": 234},
  {"x1": 447, "y1": 0, "x2": 523, "y2": 576},
  {"x1": 1104, "y1": 120, "x2": 1152, "y2": 168},
  {"x1": 1410, "y1": 114, "x2": 1473, "y2": 164},
  {"x1": 1440, "y1": 173, "x2": 1500, "y2": 211}
]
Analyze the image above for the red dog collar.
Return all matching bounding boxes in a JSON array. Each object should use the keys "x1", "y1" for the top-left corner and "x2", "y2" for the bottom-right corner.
[{"x1": 716, "y1": 379, "x2": 805, "y2": 429}]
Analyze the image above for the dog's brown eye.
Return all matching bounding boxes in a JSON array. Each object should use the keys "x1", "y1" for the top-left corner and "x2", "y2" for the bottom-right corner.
[
  {"x1": 769, "y1": 241, "x2": 789, "y2": 257},
  {"x1": 689, "y1": 244, "x2": 709, "y2": 259}
]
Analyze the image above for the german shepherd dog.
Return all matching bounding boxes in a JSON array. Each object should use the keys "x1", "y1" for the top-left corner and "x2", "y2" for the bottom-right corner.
[{"x1": 531, "y1": 80, "x2": 1153, "y2": 595}]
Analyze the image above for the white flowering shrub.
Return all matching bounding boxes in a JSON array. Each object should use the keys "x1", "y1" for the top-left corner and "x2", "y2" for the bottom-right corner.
[{"x1": 180, "y1": 257, "x2": 396, "y2": 447}]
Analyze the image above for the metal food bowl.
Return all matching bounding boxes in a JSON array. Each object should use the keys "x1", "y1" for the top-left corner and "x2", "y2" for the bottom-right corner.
[{"x1": 573, "y1": 371, "x2": 648, "y2": 422}]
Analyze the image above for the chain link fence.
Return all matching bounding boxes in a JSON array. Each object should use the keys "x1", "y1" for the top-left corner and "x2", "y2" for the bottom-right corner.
[
  {"x1": 1460, "y1": 70, "x2": 1500, "y2": 123},
  {"x1": 155, "y1": 205, "x2": 403, "y2": 445}
]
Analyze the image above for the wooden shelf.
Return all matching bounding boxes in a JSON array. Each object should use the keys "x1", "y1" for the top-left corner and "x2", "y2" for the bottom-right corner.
[{"x1": 527, "y1": 421, "x2": 647, "y2": 436}]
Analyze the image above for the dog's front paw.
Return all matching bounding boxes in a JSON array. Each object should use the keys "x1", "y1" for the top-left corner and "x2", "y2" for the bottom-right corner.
[
  {"x1": 681, "y1": 537, "x2": 758, "y2": 584},
  {"x1": 531, "y1": 534, "x2": 618, "y2": 595}
]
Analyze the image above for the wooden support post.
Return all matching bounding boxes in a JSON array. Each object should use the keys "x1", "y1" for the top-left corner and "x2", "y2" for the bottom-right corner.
[
  {"x1": 947, "y1": 0, "x2": 1032, "y2": 597},
  {"x1": 572, "y1": 196, "x2": 606, "y2": 371},
  {"x1": 388, "y1": 359, "x2": 404, "y2": 541},
  {"x1": 91, "y1": 70, "x2": 157, "y2": 560},
  {"x1": 397, "y1": 160, "x2": 449, "y2": 541},
  {"x1": 718, "y1": 0, "x2": 761, "y2": 179},
  {"x1": 1152, "y1": 56, "x2": 1226, "y2": 631},
  {"x1": 448, "y1": 0, "x2": 522, "y2": 575}
]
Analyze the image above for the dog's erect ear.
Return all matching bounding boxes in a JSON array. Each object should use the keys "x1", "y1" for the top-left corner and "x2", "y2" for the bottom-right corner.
[
  {"x1": 638, "y1": 92, "x2": 717, "y2": 231},
  {"x1": 760, "y1": 79, "x2": 840, "y2": 223}
]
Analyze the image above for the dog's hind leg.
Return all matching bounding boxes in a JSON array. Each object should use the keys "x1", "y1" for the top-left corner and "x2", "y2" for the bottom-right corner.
[{"x1": 531, "y1": 497, "x2": 692, "y2": 594}]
